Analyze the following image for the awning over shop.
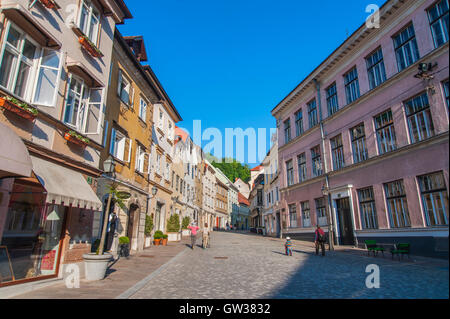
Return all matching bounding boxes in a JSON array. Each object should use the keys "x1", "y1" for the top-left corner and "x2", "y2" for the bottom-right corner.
[
  {"x1": 0, "y1": 122, "x2": 32, "y2": 179},
  {"x1": 31, "y1": 156, "x2": 102, "y2": 211}
]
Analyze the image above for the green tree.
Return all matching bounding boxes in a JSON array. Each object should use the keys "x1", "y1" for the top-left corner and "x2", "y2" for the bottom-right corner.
[
  {"x1": 211, "y1": 158, "x2": 251, "y2": 183},
  {"x1": 167, "y1": 214, "x2": 181, "y2": 233}
]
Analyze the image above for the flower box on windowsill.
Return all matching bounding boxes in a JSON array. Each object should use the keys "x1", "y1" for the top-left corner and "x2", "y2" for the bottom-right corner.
[
  {"x1": 64, "y1": 131, "x2": 90, "y2": 148},
  {"x1": 0, "y1": 96, "x2": 38, "y2": 121},
  {"x1": 39, "y1": 0, "x2": 58, "y2": 9},
  {"x1": 78, "y1": 36, "x2": 104, "y2": 58}
]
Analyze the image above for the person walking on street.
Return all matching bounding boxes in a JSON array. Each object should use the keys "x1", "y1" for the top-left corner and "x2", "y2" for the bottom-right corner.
[
  {"x1": 188, "y1": 222, "x2": 199, "y2": 250},
  {"x1": 315, "y1": 225, "x2": 326, "y2": 256},
  {"x1": 285, "y1": 237, "x2": 293, "y2": 256},
  {"x1": 202, "y1": 223, "x2": 210, "y2": 249}
]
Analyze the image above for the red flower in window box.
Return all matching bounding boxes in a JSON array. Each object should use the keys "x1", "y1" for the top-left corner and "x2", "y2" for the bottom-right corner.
[
  {"x1": 78, "y1": 36, "x2": 104, "y2": 58},
  {"x1": 39, "y1": 0, "x2": 57, "y2": 9},
  {"x1": 0, "y1": 96, "x2": 38, "y2": 121},
  {"x1": 64, "y1": 131, "x2": 90, "y2": 148}
]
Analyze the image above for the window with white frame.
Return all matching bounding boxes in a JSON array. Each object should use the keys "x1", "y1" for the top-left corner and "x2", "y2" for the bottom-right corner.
[
  {"x1": 384, "y1": 180, "x2": 411, "y2": 228},
  {"x1": 63, "y1": 75, "x2": 103, "y2": 134},
  {"x1": 366, "y1": 48, "x2": 387, "y2": 90},
  {"x1": 139, "y1": 98, "x2": 147, "y2": 121},
  {"x1": 311, "y1": 146, "x2": 323, "y2": 177},
  {"x1": 393, "y1": 24, "x2": 420, "y2": 72},
  {"x1": 135, "y1": 144, "x2": 147, "y2": 173},
  {"x1": 315, "y1": 197, "x2": 327, "y2": 226},
  {"x1": 418, "y1": 172, "x2": 449, "y2": 226},
  {"x1": 284, "y1": 118, "x2": 291, "y2": 144},
  {"x1": 374, "y1": 110, "x2": 397, "y2": 155},
  {"x1": 358, "y1": 187, "x2": 378, "y2": 229},
  {"x1": 117, "y1": 70, "x2": 133, "y2": 106},
  {"x1": 308, "y1": 99, "x2": 318, "y2": 128},
  {"x1": 0, "y1": 23, "x2": 62, "y2": 105},
  {"x1": 326, "y1": 83, "x2": 339, "y2": 116},
  {"x1": 165, "y1": 162, "x2": 170, "y2": 180},
  {"x1": 405, "y1": 92, "x2": 435, "y2": 143},
  {"x1": 331, "y1": 134, "x2": 345, "y2": 170},
  {"x1": 297, "y1": 153, "x2": 307, "y2": 183},
  {"x1": 344, "y1": 67, "x2": 360, "y2": 104},
  {"x1": 427, "y1": 0, "x2": 449, "y2": 48},
  {"x1": 159, "y1": 110, "x2": 164, "y2": 129},
  {"x1": 301, "y1": 201, "x2": 311, "y2": 228},
  {"x1": 78, "y1": 0, "x2": 101, "y2": 46},
  {"x1": 109, "y1": 128, "x2": 131, "y2": 162},
  {"x1": 350, "y1": 123, "x2": 368, "y2": 163},
  {"x1": 286, "y1": 160, "x2": 294, "y2": 187},
  {"x1": 295, "y1": 109, "x2": 303, "y2": 137},
  {"x1": 156, "y1": 154, "x2": 161, "y2": 175},
  {"x1": 289, "y1": 204, "x2": 297, "y2": 228}
]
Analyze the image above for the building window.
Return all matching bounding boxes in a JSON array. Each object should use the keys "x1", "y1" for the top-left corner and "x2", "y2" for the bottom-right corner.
[
  {"x1": 405, "y1": 92, "x2": 435, "y2": 143},
  {"x1": 295, "y1": 109, "x2": 304, "y2": 137},
  {"x1": 418, "y1": 172, "x2": 449, "y2": 226},
  {"x1": 156, "y1": 154, "x2": 161, "y2": 175},
  {"x1": 330, "y1": 134, "x2": 345, "y2": 170},
  {"x1": 393, "y1": 24, "x2": 420, "y2": 72},
  {"x1": 117, "y1": 70, "x2": 132, "y2": 106},
  {"x1": 308, "y1": 99, "x2": 318, "y2": 128},
  {"x1": 344, "y1": 67, "x2": 360, "y2": 104},
  {"x1": 176, "y1": 175, "x2": 180, "y2": 191},
  {"x1": 286, "y1": 160, "x2": 294, "y2": 187},
  {"x1": 0, "y1": 23, "x2": 62, "y2": 105},
  {"x1": 443, "y1": 80, "x2": 450, "y2": 110},
  {"x1": 139, "y1": 98, "x2": 147, "y2": 121},
  {"x1": 366, "y1": 48, "x2": 387, "y2": 89},
  {"x1": 427, "y1": 0, "x2": 449, "y2": 48},
  {"x1": 297, "y1": 153, "x2": 307, "y2": 183},
  {"x1": 301, "y1": 201, "x2": 311, "y2": 228},
  {"x1": 350, "y1": 123, "x2": 368, "y2": 163},
  {"x1": 78, "y1": 0, "x2": 101, "y2": 46},
  {"x1": 311, "y1": 146, "x2": 323, "y2": 177},
  {"x1": 384, "y1": 180, "x2": 411, "y2": 228},
  {"x1": 326, "y1": 83, "x2": 339, "y2": 116},
  {"x1": 135, "y1": 144, "x2": 146, "y2": 174},
  {"x1": 358, "y1": 187, "x2": 378, "y2": 229},
  {"x1": 315, "y1": 198, "x2": 327, "y2": 226},
  {"x1": 289, "y1": 204, "x2": 297, "y2": 228},
  {"x1": 374, "y1": 110, "x2": 397, "y2": 155},
  {"x1": 276, "y1": 187, "x2": 279, "y2": 201},
  {"x1": 284, "y1": 118, "x2": 291, "y2": 144},
  {"x1": 110, "y1": 128, "x2": 130, "y2": 162}
]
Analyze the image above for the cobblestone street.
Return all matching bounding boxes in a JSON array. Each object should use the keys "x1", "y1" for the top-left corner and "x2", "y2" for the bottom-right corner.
[{"x1": 127, "y1": 232, "x2": 449, "y2": 299}]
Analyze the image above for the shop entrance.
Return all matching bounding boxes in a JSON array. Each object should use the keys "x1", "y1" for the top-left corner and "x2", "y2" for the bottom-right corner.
[
  {"x1": 0, "y1": 179, "x2": 66, "y2": 286},
  {"x1": 127, "y1": 204, "x2": 139, "y2": 249}
]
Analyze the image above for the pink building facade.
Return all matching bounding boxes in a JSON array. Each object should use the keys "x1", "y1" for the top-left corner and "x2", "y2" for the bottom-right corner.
[{"x1": 272, "y1": 0, "x2": 449, "y2": 258}]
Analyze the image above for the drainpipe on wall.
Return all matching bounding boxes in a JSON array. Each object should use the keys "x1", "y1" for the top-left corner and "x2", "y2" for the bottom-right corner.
[{"x1": 314, "y1": 79, "x2": 335, "y2": 251}]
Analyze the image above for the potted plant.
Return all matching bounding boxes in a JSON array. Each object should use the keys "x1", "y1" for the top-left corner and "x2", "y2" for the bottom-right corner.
[
  {"x1": 79, "y1": 35, "x2": 104, "y2": 58},
  {"x1": 83, "y1": 183, "x2": 129, "y2": 281},
  {"x1": 181, "y1": 216, "x2": 191, "y2": 237},
  {"x1": 118, "y1": 236, "x2": 130, "y2": 258},
  {"x1": 64, "y1": 130, "x2": 90, "y2": 147},
  {"x1": 153, "y1": 230, "x2": 163, "y2": 246},
  {"x1": 161, "y1": 234, "x2": 168, "y2": 246},
  {"x1": 144, "y1": 215, "x2": 153, "y2": 247},
  {"x1": 167, "y1": 214, "x2": 181, "y2": 242},
  {"x1": 0, "y1": 95, "x2": 38, "y2": 121}
]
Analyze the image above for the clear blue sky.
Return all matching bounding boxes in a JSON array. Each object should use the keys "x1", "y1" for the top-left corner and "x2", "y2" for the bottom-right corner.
[{"x1": 118, "y1": 0, "x2": 386, "y2": 166}]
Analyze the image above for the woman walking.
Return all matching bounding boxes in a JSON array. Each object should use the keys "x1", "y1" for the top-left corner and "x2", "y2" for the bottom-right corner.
[{"x1": 188, "y1": 222, "x2": 199, "y2": 250}]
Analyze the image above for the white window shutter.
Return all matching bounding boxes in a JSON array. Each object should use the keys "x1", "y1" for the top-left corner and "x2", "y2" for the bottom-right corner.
[{"x1": 127, "y1": 138, "x2": 132, "y2": 163}]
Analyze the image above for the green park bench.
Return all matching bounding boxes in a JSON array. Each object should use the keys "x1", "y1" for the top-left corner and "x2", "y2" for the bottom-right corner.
[
  {"x1": 364, "y1": 240, "x2": 385, "y2": 257},
  {"x1": 390, "y1": 243, "x2": 411, "y2": 260}
]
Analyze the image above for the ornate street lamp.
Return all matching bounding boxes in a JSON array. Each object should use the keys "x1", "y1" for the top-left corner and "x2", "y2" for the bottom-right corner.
[{"x1": 151, "y1": 185, "x2": 158, "y2": 197}]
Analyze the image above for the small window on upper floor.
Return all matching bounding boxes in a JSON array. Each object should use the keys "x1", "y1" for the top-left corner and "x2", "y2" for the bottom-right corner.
[
  {"x1": 78, "y1": 0, "x2": 101, "y2": 46},
  {"x1": 366, "y1": 48, "x2": 387, "y2": 90},
  {"x1": 344, "y1": 67, "x2": 360, "y2": 105},
  {"x1": 139, "y1": 98, "x2": 148, "y2": 122},
  {"x1": 393, "y1": 24, "x2": 420, "y2": 72},
  {"x1": 117, "y1": 70, "x2": 133, "y2": 106}
]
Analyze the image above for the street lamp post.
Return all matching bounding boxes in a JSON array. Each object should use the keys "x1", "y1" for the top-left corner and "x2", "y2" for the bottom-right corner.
[
  {"x1": 98, "y1": 156, "x2": 116, "y2": 256},
  {"x1": 322, "y1": 185, "x2": 335, "y2": 251}
]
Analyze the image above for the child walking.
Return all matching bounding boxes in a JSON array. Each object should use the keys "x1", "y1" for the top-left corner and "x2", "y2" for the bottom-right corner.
[{"x1": 285, "y1": 237, "x2": 293, "y2": 256}]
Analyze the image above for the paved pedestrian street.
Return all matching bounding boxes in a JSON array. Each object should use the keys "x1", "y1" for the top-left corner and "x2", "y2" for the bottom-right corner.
[{"x1": 128, "y1": 232, "x2": 449, "y2": 299}]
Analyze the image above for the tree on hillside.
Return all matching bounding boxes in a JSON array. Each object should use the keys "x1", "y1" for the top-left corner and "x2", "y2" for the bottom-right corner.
[{"x1": 211, "y1": 158, "x2": 251, "y2": 183}]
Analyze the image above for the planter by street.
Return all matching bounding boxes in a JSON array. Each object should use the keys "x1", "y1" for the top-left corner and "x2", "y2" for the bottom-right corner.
[
  {"x1": 167, "y1": 232, "x2": 181, "y2": 242},
  {"x1": 161, "y1": 234, "x2": 168, "y2": 246},
  {"x1": 82, "y1": 253, "x2": 113, "y2": 281},
  {"x1": 182, "y1": 229, "x2": 191, "y2": 237}
]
